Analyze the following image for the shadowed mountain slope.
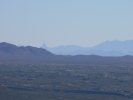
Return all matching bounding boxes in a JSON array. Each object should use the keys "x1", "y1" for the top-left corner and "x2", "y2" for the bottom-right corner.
[{"x1": 0, "y1": 42, "x2": 53, "y2": 56}]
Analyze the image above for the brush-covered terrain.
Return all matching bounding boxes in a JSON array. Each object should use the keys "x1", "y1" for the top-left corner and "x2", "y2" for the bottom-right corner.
[{"x1": 0, "y1": 62, "x2": 133, "y2": 100}]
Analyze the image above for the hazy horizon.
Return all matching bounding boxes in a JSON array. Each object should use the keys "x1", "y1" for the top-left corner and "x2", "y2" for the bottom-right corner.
[
  {"x1": 0, "y1": 39, "x2": 133, "y2": 48},
  {"x1": 0, "y1": 0, "x2": 133, "y2": 47},
  {"x1": 42, "y1": 39, "x2": 133, "y2": 48}
]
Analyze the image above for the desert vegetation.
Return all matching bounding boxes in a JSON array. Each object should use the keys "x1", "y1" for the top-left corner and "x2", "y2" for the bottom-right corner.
[{"x1": 0, "y1": 62, "x2": 133, "y2": 100}]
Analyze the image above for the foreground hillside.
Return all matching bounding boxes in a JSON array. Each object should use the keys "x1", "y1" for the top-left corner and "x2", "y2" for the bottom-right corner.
[{"x1": 0, "y1": 63, "x2": 133, "y2": 100}]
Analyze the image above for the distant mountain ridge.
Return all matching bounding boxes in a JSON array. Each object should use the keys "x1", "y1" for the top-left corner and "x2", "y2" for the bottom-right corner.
[
  {"x1": 41, "y1": 40, "x2": 133, "y2": 56},
  {"x1": 42, "y1": 43, "x2": 89, "y2": 55},
  {"x1": 0, "y1": 42, "x2": 53, "y2": 56},
  {"x1": 91, "y1": 40, "x2": 133, "y2": 53}
]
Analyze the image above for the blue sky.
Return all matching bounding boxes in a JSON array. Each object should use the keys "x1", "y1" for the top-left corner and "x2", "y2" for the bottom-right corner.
[{"x1": 0, "y1": 0, "x2": 133, "y2": 47}]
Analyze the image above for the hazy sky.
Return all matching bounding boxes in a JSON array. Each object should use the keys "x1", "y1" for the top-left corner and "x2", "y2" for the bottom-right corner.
[{"x1": 0, "y1": 0, "x2": 133, "y2": 47}]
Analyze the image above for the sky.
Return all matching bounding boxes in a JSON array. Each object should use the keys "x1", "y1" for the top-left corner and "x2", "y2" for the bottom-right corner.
[{"x1": 0, "y1": 0, "x2": 133, "y2": 47}]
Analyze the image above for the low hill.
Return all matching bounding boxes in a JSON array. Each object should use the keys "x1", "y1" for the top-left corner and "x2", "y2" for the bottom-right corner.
[{"x1": 0, "y1": 42, "x2": 53, "y2": 56}]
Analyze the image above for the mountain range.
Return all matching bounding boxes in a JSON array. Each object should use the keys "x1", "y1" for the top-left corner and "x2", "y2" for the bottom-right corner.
[
  {"x1": 41, "y1": 40, "x2": 133, "y2": 56},
  {"x1": 0, "y1": 42, "x2": 133, "y2": 65}
]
